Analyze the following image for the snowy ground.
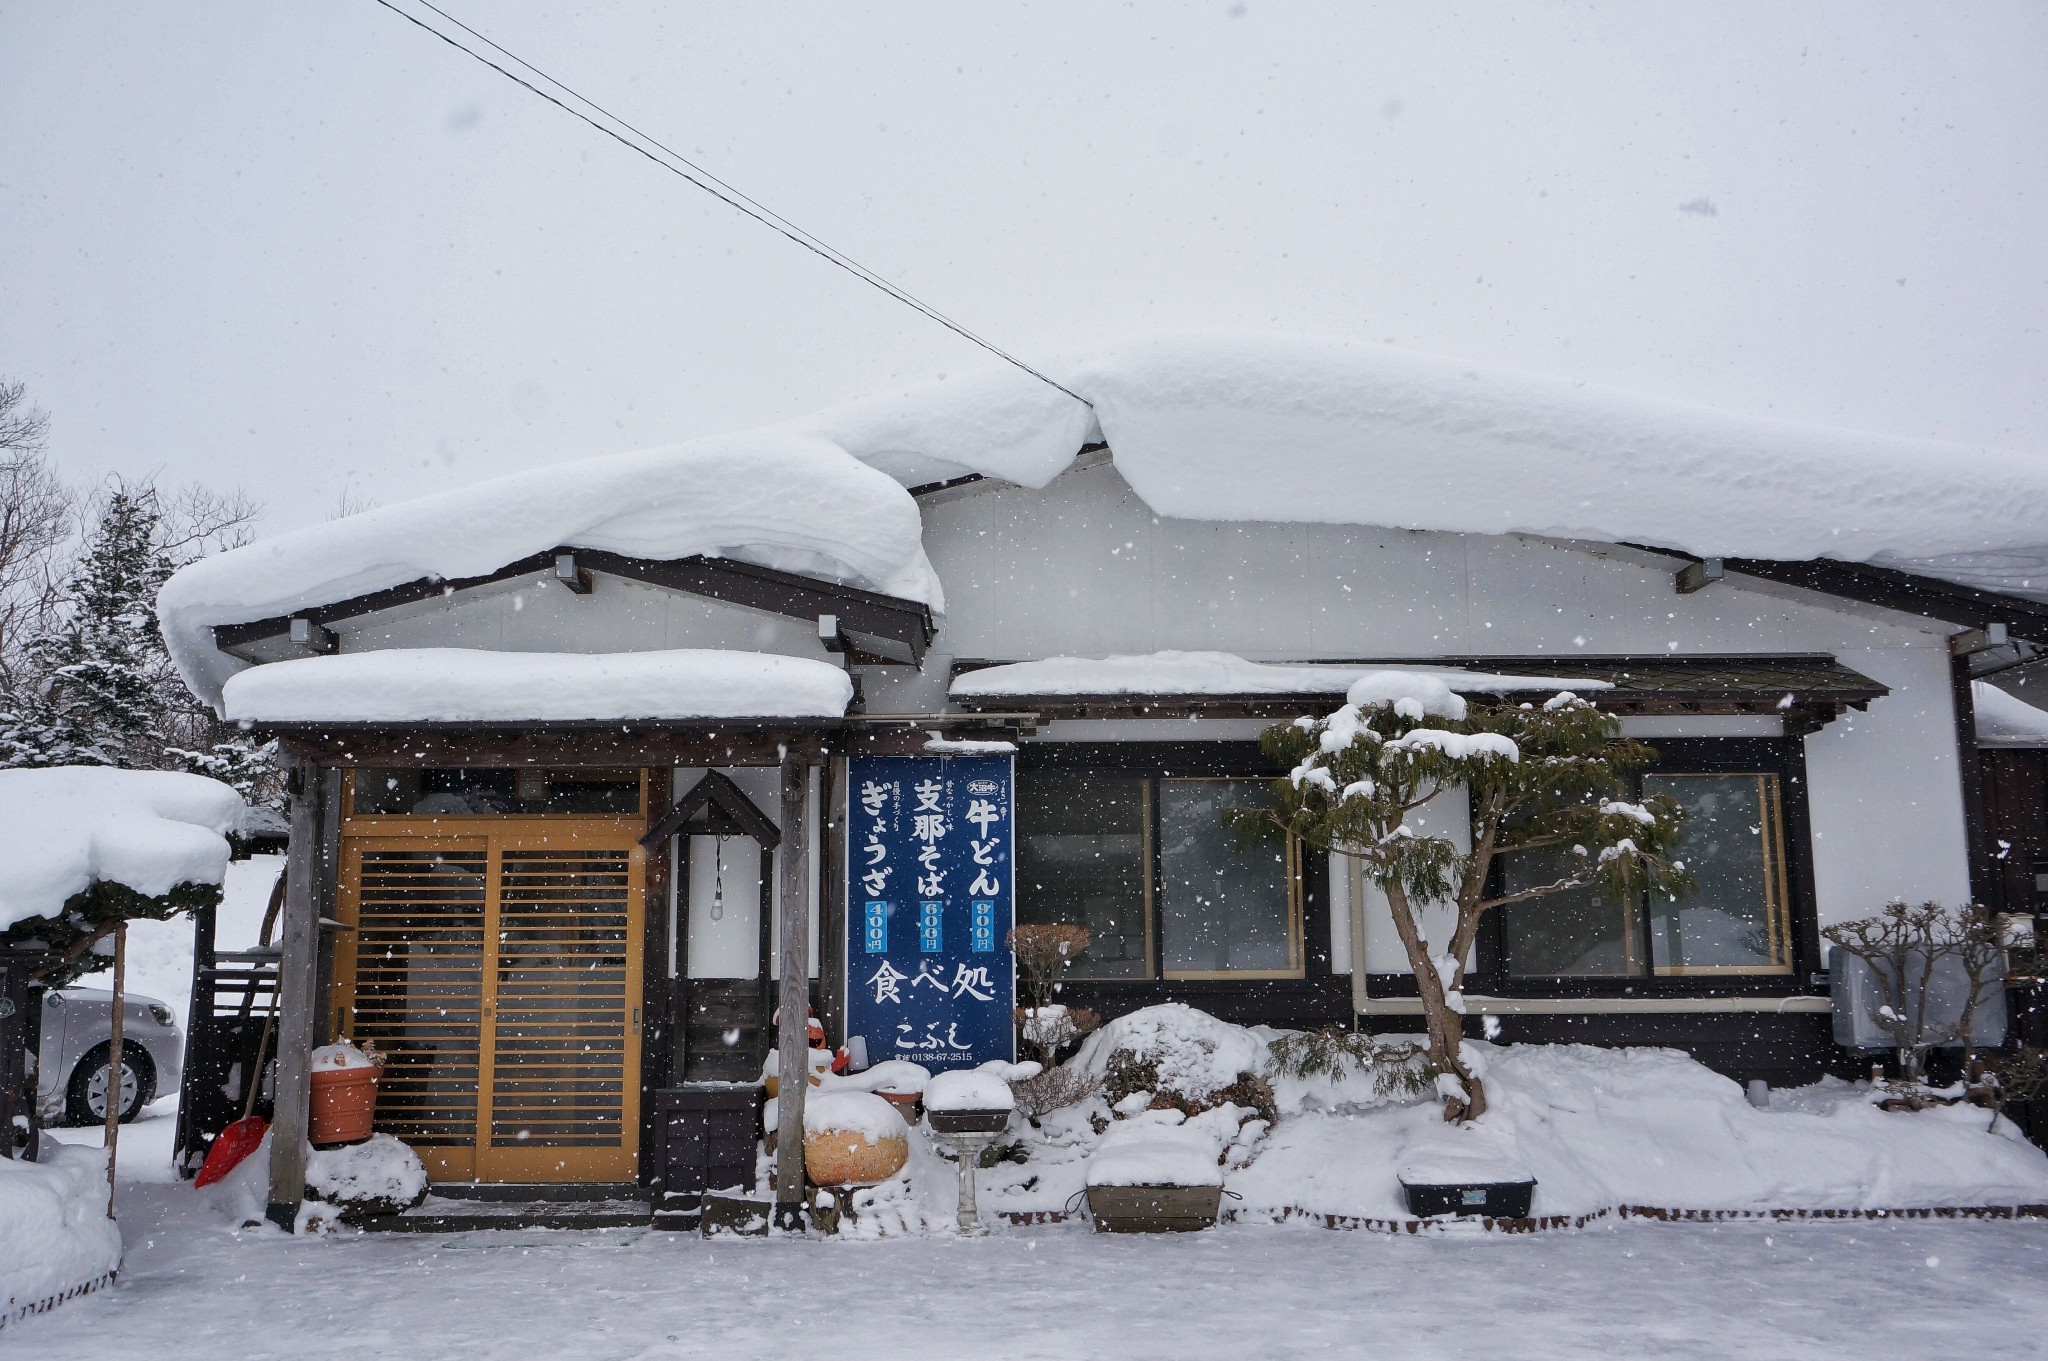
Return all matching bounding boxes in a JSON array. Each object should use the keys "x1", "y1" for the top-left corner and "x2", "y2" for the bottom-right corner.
[{"x1": 6, "y1": 1174, "x2": 2047, "y2": 1360}]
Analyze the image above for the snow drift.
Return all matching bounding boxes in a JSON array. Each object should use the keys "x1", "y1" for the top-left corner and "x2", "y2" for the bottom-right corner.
[
  {"x1": 810, "y1": 333, "x2": 2048, "y2": 600},
  {"x1": 0, "y1": 767, "x2": 244, "y2": 931},
  {"x1": 950, "y1": 651, "x2": 1609, "y2": 701},
  {"x1": 157, "y1": 431, "x2": 940, "y2": 710},
  {"x1": 0, "y1": 1144, "x2": 121, "y2": 1325},
  {"x1": 222, "y1": 648, "x2": 855, "y2": 725}
]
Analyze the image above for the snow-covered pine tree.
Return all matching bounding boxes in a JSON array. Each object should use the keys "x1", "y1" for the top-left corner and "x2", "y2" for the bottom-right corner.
[
  {"x1": 11, "y1": 487, "x2": 176, "y2": 768},
  {"x1": 1253, "y1": 683, "x2": 1690, "y2": 1122}
]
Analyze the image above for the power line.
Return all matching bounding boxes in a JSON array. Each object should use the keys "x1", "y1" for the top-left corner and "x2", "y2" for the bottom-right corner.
[{"x1": 368, "y1": 0, "x2": 1091, "y2": 407}]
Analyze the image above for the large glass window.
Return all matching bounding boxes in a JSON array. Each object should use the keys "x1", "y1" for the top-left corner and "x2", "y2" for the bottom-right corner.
[
  {"x1": 1015, "y1": 772, "x2": 1301, "y2": 980},
  {"x1": 1499, "y1": 769, "x2": 1792, "y2": 979}
]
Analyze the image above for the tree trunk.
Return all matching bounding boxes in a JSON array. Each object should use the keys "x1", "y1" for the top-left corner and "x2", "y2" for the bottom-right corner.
[{"x1": 1382, "y1": 880, "x2": 1486, "y2": 1121}]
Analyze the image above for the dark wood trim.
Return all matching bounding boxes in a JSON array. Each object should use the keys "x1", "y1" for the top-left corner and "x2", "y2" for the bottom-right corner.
[
  {"x1": 278, "y1": 729, "x2": 834, "y2": 770},
  {"x1": 1624, "y1": 549, "x2": 2048, "y2": 646},
  {"x1": 212, "y1": 548, "x2": 936, "y2": 663},
  {"x1": 640, "y1": 780, "x2": 673, "y2": 1183},
  {"x1": 1953, "y1": 654, "x2": 1994, "y2": 905},
  {"x1": 952, "y1": 653, "x2": 1887, "y2": 724},
  {"x1": 265, "y1": 759, "x2": 323, "y2": 1230},
  {"x1": 642, "y1": 769, "x2": 781, "y2": 849},
  {"x1": 818, "y1": 756, "x2": 847, "y2": 1050}
]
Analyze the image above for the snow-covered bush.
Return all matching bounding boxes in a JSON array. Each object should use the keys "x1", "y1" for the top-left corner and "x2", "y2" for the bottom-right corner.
[
  {"x1": 0, "y1": 1143, "x2": 121, "y2": 1323},
  {"x1": 303, "y1": 1133, "x2": 428, "y2": 1223},
  {"x1": 1264, "y1": 1026, "x2": 1432, "y2": 1099},
  {"x1": 1076, "y1": 1004, "x2": 1278, "y2": 1126}
]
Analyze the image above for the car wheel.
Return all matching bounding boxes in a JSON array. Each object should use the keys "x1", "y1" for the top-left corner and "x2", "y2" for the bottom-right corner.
[{"x1": 65, "y1": 1041, "x2": 157, "y2": 1126}]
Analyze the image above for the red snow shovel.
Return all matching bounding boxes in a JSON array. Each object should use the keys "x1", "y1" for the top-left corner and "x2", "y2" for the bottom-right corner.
[
  {"x1": 195, "y1": 876, "x2": 286, "y2": 1189},
  {"x1": 194, "y1": 996, "x2": 275, "y2": 1188}
]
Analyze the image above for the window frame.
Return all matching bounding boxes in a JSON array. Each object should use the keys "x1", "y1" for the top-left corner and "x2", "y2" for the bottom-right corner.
[
  {"x1": 1471, "y1": 736, "x2": 1822, "y2": 998},
  {"x1": 1014, "y1": 743, "x2": 1326, "y2": 985}
]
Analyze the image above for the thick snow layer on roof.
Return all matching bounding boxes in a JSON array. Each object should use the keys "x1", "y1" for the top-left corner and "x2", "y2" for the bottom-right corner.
[
  {"x1": 1974, "y1": 682, "x2": 2048, "y2": 748},
  {"x1": 221, "y1": 648, "x2": 854, "y2": 725},
  {"x1": 816, "y1": 334, "x2": 2048, "y2": 594},
  {"x1": 0, "y1": 767, "x2": 243, "y2": 931},
  {"x1": 158, "y1": 431, "x2": 939, "y2": 710},
  {"x1": 950, "y1": 651, "x2": 1608, "y2": 700}
]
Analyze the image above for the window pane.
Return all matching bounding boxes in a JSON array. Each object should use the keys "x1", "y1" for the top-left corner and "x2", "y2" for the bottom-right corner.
[
  {"x1": 1499, "y1": 849, "x2": 1644, "y2": 977},
  {"x1": 1015, "y1": 774, "x2": 1151, "y2": 979},
  {"x1": 354, "y1": 769, "x2": 639, "y2": 816},
  {"x1": 1158, "y1": 779, "x2": 1299, "y2": 977},
  {"x1": 1644, "y1": 773, "x2": 1790, "y2": 974}
]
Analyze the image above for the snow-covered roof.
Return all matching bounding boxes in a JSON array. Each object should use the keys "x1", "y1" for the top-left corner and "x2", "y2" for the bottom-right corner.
[
  {"x1": 803, "y1": 334, "x2": 2048, "y2": 602},
  {"x1": 950, "y1": 651, "x2": 1609, "y2": 701},
  {"x1": 0, "y1": 767, "x2": 245, "y2": 931},
  {"x1": 160, "y1": 332, "x2": 2048, "y2": 715},
  {"x1": 1973, "y1": 682, "x2": 2048, "y2": 749},
  {"x1": 220, "y1": 648, "x2": 855, "y2": 726},
  {"x1": 158, "y1": 432, "x2": 939, "y2": 710}
]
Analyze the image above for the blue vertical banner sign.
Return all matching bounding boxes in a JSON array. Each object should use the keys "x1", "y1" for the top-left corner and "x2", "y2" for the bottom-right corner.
[{"x1": 844, "y1": 754, "x2": 1016, "y2": 1072}]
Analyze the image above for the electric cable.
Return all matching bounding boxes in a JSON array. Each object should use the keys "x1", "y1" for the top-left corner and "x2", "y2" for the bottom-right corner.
[{"x1": 368, "y1": 0, "x2": 1091, "y2": 407}]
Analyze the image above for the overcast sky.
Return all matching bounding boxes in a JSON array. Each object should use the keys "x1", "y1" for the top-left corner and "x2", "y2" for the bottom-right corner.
[{"x1": 3, "y1": 1, "x2": 2044, "y2": 535}]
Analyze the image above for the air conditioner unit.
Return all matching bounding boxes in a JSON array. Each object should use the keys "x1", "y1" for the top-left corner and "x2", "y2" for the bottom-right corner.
[{"x1": 1830, "y1": 947, "x2": 2006, "y2": 1050}]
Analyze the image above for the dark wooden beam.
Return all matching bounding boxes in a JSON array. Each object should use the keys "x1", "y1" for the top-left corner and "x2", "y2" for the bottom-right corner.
[
  {"x1": 1625, "y1": 548, "x2": 2048, "y2": 645},
  {"x1": 277, "y1": 727, "x2": 834, "y2": 769},
  {"x1": 772, "y1": 756, "x2": 812, "y2": 1231},
  {"x1": 266, "y1": 760, "x2": 323, "y2": 1231},
  {"x1": 642, "y1": 769, "x2": 782, "y2": 849},
  {"x1": 212, "y1": 548, "x2": 935, "y2": 663}
]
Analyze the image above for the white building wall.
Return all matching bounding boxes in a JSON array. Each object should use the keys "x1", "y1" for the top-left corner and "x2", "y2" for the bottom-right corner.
[{"x1": 910, "y1": 458, "x2": 1977, "y2": 979}]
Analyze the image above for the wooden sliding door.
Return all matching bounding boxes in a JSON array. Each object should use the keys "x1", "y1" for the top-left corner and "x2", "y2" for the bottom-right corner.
[{"x1": 332, "y1": 823, "x2": 645, "y2": 1183}]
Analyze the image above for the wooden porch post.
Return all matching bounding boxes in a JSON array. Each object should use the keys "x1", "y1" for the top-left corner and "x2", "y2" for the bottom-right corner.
[
  {"x1": 772, "y1": 751, "x2": 812, "y2": 1230},
  {"x1": 266, "y1": 758, "x2": 324, "y2": 1231}
]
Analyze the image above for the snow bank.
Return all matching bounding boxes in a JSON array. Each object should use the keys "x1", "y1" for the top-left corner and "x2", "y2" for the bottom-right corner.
[
  {"x1": 1074, "y1": 1004, "x2": 1268, "y2": 1102},
  {"x1": 221, "y1": 648, "x2": 854, "y2": 725},
  {"x1": 1088, "y1": 1111, "x2": 1227, "y2": 1189},
  {"x1": 0, "y1": 1145, "x2": 121, "y2": 1322},
  {"x1": 925, "y1": 1063, "x2": 1022, "y2": 1113},
  {"x1": 1974, "y1": 682, "x2": 2048, "y2": 748},
  {"x1": 803, "y1": 1090, "x2": 903, "y2": 1142},
  {"x1": 158, "y1": 431, "x2": 941, "y2": 710},
  {"x1": 839, "y1": 1060, "x2": 932, "y2": 1095},
  {"x1": 0, "y1": 767, "x2": 243, "y2": 932},
  {"x1": 826, "y1": 334, "x2": 2048, "y2": 586},
  {"x1": 304, "y1": 1133, "x2": 427, "y2": 1210},
  {"x1": 1230, "y1": 1042, "x2": 2048, "y2": 1221},
  {"x1": 951, "y1": 652, "x2": 1607, "y2": 702}
]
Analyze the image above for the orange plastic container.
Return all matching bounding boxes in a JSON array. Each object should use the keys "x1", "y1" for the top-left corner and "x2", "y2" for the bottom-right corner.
[{"x1": 308, "y1": 1066, "x2": 379, "y2": 1145}]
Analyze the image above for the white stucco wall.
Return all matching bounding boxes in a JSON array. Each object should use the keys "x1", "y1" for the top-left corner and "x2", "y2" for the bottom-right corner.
[
  {"x1": 668, "y1": 767, "x2": 819, "y2": 981},
  {"x1": 908, "y1": 458, "x2": 1976, "y2": 982}
]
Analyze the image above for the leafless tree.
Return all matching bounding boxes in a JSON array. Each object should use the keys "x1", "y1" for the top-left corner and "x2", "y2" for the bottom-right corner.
[{"x1": 0, "y1": 379, "x2": 72, "y2": 684}]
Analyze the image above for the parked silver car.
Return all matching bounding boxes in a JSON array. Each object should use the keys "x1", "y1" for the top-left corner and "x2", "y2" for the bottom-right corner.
[{"x1": 36, "y1": 988, "x2": 184, "y2": 1125}]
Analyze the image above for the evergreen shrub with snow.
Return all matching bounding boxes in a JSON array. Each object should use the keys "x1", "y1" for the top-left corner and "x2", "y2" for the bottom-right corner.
[{"x1": 1254, "y1": 675, "x2": 1688, "y2": 1121}]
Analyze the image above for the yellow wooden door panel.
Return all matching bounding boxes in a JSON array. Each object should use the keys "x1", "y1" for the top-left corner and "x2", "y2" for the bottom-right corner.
[
  {"x1": 334, "y1": 824, "x2": 643, "y2": 1186},
  {"x1": 332, "y1": 837, "x2": 490, "y2": 1181}
]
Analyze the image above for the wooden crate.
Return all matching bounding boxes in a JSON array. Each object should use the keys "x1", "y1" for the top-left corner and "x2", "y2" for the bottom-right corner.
[
  {"x1": 1086, "y1": 1184, "x2": 1224, "y2": 1233},
  {"x1": 648, "y1": 1083, "x2": 761, "y2": 1229}
]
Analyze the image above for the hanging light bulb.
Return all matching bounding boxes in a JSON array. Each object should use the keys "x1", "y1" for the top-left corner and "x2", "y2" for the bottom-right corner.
[{"x1": 710, "y1": 834, "x2": 725, "y2": 922}]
